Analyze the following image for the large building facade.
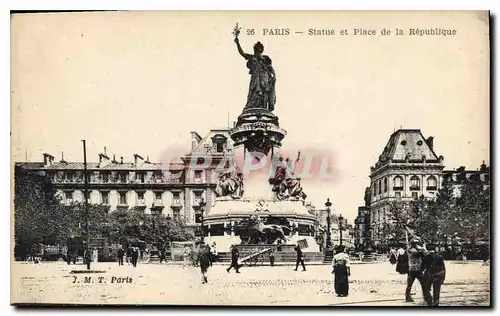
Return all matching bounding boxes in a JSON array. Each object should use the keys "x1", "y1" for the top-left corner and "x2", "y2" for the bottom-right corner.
[
  {"x1": 15, "y1": 128, "x2": 234, "y2": 227},
  {"x1": 357, "y1": 129, "x2": 490, "y2": 251},
  {"x1": 367, "y1": 129, "x2": 445, "y2": 249}
]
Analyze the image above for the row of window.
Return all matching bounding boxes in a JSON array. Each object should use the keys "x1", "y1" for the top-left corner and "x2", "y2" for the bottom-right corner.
[
  {"x1": 50, "y1": 170, "x2": 204, "y2": 184},
  {"x1": 373, "y1": 175, "x2": 438, "y2": 196},
  {"x1": 63, "y1": 190, "x2": 186, "y2": 205}
]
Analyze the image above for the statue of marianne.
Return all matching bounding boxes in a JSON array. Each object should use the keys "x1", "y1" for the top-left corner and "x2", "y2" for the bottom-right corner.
[{"x1": 234, "y1": 36, "x2": 276, "y2": 112}]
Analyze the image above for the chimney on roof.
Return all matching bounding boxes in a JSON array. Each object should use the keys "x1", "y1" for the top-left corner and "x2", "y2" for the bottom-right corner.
[
  {"x1": 111, "y1": 154, "x2": 118, "y2": 164},
  {"x1": 134, "y1": 154, "x2": 144, "y2": 165},
  {"x1": 99, "y1": 147, "x2": 110, "y2": 167},
  {"x1": 426, "y1": 136, "x2": 434, "y2": 151},
  {"x1": 43, "y1": 153, "x2": 54, "y2": 167},
  {"x1": 191, "y1": 131, "x2": 202, "y2": 150},
  {"x1": 60, "y1": 151, "x2": 67, "y2": 163},
  {"x1": 480, "y1": 161, "x2": 488, "y2": 172},
  {"x1": 145, "y1": 155, "x2": 151, "y2": 164},
  {"x1": 120, "y1": 156, "x2": 124, "y2": 164}
]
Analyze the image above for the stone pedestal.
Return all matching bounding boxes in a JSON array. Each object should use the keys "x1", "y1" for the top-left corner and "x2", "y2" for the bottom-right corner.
[{"x1": 230, "y1": 108, "x2": 286, "y2": 155}]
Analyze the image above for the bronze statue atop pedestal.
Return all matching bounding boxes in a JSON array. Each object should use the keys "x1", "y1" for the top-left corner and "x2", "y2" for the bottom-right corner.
[{"x1": 233, "y1": 23, "x2": 276, "y2": 112}]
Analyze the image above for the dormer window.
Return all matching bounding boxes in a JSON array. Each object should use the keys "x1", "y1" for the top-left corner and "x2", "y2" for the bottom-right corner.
[{"x1": 211, "y1": 134, "x2": 227, "y2": 153}]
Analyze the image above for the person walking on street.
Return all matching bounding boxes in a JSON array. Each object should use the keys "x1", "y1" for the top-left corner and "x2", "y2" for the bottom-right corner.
[
  {"x1": 332, "y1": 245, "x2": 350, "y2": 297},
  {"x1": 117, "y1": 246, "x2": 124, "y2": 266},
  {"x1": 226, "y1": 245, "x2": 241, "y2": 273},
  {"x1": 84, "y1": 248, "x2": 92, "y2": 270},
  {"x1": 294, "y1": 243, "x2": 306, "y2": 271},
  {"x1": 423, "y1": 245, "x2": 446, "y2": 306},
  {"x1": 182, "y1": 246, "x2": 191, "y2": 268},
  {"x1": 389, "y1": 248, "x2": 397, "y2": 265},
  {"x1": 269, "y1": 247, "x2": 275, "y2": 267},
  {"x1": 131, "y1": 247, "x2": 139, "y2": 268},
  {"x1": 405, "y1": 239, "x2": 431, "y2": 304},
  {"x1": 199, "y1": 245, "x2": 212, "y2": 284},
  {"x1": 210, "y1": 242, "x2": 218, "y2": 265}
]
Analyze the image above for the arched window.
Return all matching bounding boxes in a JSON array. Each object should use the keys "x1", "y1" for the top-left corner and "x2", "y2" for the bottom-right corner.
[
  {"x1": 373, "y1": 182, "x2": 377, "y2": 196},
  {"x1": 393, "y1": 176, "x2": 403, "y2": 190},
  {"x1": 383, "y1": 177, "x2": 388, "y2": 192},
  {"x1": 378, "y1": 179, "x2": 382, "y2": 194},
  {"x1": 410, "y1": 176, "x2": 420, "y2": 190},
  {"x1": 427, "y1": 176, "x2": 437, "y2": 189}
]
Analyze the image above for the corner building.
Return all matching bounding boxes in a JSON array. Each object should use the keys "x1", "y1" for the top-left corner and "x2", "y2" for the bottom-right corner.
[{"x1": 368, "y1": 129, "x2": 445, "y2": 249}]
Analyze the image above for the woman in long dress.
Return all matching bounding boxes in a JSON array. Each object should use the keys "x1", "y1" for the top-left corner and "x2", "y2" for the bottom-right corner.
[{"x1": 332, "y1": 245, "x2": 350, "y2": 297}]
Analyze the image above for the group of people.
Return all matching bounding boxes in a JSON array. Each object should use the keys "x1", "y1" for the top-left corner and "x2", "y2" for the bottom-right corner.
[
  {"x1": 392, "y1": 239, "x2": 447, "y2": 306},
  {"x1": 116, "y1": 246, "x2": 140, "y2": 267}
]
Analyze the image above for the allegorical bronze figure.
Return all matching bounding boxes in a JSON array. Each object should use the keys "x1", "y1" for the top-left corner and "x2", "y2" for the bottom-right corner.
[{"x1": 233, "y1": 24, "x2": 276, "y2": 112}]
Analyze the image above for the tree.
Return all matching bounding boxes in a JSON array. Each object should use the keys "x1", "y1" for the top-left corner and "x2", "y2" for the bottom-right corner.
[{"x1": 14, "y1": 166, "x2": 64, "y2": 259}]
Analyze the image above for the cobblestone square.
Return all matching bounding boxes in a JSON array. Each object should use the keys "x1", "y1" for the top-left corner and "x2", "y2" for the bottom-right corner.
[{"x1": 11, "y1": 261, "x2": 490, "y2": 306}]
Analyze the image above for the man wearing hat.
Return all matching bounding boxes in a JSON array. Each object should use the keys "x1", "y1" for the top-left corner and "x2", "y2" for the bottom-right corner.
[
  {"x1": 422, "y1": 245, "x2": 446, "y2": 306},
  {"x1": 405, "y1": 238, "x2": 431, "y2": 304}
]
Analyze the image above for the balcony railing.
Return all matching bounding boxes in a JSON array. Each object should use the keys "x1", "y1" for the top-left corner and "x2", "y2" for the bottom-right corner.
[
  {"x1": 393, "y1": 186, "x2": 403, "y2": 190},
  {"x1": 409, "y1": 185, "x2": 420, "y2": 191},
  {"x1": 426, "y1": 186, "x2": 437, "y2": 190}
]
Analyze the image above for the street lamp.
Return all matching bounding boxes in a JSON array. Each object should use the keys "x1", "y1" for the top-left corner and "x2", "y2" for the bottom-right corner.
[
  {"x1": 325, "y1": 198, "x2": 332, "y2": 249},
  {"x1": 199, "y1": 197, "x2": 206, "y2": 243}
]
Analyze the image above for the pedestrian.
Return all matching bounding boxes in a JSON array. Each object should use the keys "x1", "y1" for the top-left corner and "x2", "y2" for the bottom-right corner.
[
  {"x1": 396, "y1": 244, "x2": 408, "y2": 275},
  {"x1": 83, "y1": 248, "x2": 92, "y2": 270},
  {"x1": 211, "y1": 242, "x2": 218, "y2": 265},
  {"x1": 405, "y1": 239, "x2": 431, "y2": 304},
  {"x1": 159, "y1": 246, "x2": 166, "y2": 263},
  {"x1": 293, "y1": 243, "x2": 306, "y2": 271},
  {"x1": 226, "y1": 245, "x2": 241, "y2": 273},
  {"x1": 422, "y1": 245, "x2": 446, "y2": 306},
  {"x1": 117, "y1": 246, "x2": 124, "y2": 266},
  {"x1": 131, "y1": 247, "x2": 139, "y2": 268},
  {"x1": 199, "y1": 245, "x2": 212, "y2": 284},
  {"x1": 205, "y1": 244, "x2": 212, "y2": 267},
  {"x1": 269, "y1": 247, "x2": 275, "y2": 267},
  {"x1": 389, "y1": 248, "x2": 397, "y2": 265},
  {"x1": 332, "y1": 245, "x2": 350, "y2": 297},
  {"x1": 183, "y1": 246, "x2": 191, "y2": 268}
]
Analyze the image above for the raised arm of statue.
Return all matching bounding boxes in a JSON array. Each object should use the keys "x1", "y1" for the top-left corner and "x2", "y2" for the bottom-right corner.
[{"x1": 234, "y1": 38, "x2": 252, "y2": 60}]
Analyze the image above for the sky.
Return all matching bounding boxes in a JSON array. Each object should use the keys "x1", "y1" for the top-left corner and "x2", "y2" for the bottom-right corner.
[{"x1": 11, "y1": 11, "x2": 490, "y2": 221}]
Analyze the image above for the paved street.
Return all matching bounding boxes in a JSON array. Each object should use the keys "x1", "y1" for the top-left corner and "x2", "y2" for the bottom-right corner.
[{"x1": 11, "y1": 261, "x2": 490, "y2": 306}]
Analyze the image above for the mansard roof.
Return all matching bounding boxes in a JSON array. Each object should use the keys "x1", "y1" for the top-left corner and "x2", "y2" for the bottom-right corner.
[{"x1": 376, "y1": 129, "x2": 441, "y2": 165}]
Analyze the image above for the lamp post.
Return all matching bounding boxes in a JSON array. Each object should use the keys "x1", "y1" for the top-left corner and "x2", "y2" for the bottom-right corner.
[
  {"x1": 325, "y1": 198, "x2": 332, "y2": 249},
  {"x1": 339, "y1": 213, "x2": 344, "y2": 247},
  {"x1": 81, "y1": 140, "x2": 91, "y2": 270},
  {"x1": 199, "y1": 197, "x2": 206, "y2": 244}
]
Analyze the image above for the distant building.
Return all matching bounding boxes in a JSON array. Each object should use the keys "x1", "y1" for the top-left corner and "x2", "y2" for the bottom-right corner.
[
  {"x1": 354, "y1": 206, "x2": 370, "y2": 251},
  {"x1": 15, "y1": 128, "x2": 234, "y2": 227},
  {"x1": 442, "y1": 162, "x2": 490, "y2": 197}
]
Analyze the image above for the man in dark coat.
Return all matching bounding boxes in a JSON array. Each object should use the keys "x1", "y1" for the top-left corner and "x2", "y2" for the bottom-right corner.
[
  {"x1": 294, "y1": 243, "x2": 306, "y2": 271},
  {"x1": 226, "y1": 245, "x2": 241, "y2": 273},
  {"x1": 198, "y1": 245, "x2": 212, "y2": 284},
  {"x1": 423, "y1": 245, "x2": 446, "y2": 306},
  {"x1": 131, "y1": 247, "x2": 139, "y2": 268},
  {"x1": 84, "y1": 249, "x2": 92, "y2": 270},
  {"x1": 117, "y1": 246, "x2": 124, "y2": 266}
]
